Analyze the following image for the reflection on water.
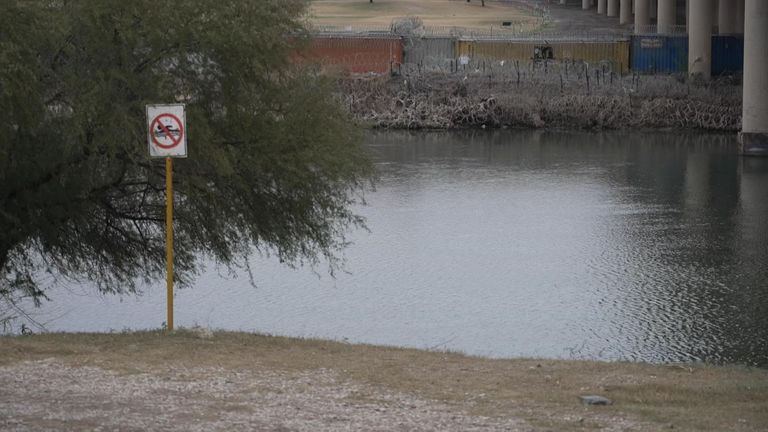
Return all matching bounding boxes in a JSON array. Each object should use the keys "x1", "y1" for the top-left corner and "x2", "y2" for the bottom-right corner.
[{"x1": 26, "y1": 131, "x2": 768, "y2": 366}]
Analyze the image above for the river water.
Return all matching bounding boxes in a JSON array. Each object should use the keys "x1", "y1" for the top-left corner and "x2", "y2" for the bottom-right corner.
[{"x1": 24, "y1": 131, "x2": 768, "y2": 367}]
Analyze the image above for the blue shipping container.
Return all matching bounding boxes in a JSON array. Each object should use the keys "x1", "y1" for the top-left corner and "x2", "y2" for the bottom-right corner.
[
  {"x1": 631, "y1": 35, "x2": 688, "y2": 73},
  {"x1": 631, "y1": 35, "x2": 744, "y2": 75},
  {"x1": 711, "y1": 35, "x2": 743, "y2": 76}
]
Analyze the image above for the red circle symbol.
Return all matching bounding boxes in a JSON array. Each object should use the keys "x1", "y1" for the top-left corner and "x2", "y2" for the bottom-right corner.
[{"x1": 150, "y1": 113, "x2": 184, "y2": 149}]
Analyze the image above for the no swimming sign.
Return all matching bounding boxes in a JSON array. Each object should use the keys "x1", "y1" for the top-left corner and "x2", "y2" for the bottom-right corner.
[{"x1": 147, "y1": 104, "x2": 187, "y2": 158}]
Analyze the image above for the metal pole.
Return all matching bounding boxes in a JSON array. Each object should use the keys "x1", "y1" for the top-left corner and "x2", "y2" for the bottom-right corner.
[{"x1": 165, "y1": 157, "x2": 174, "y2": 331}]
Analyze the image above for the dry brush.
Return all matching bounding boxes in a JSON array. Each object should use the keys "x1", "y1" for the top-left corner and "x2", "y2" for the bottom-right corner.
[{"x1": 339, "y1": 63, "x2": 742, "y2": 131}]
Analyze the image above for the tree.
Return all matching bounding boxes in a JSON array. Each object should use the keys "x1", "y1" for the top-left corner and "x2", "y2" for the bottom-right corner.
[{"x1": 0, "y1": 0, "x2": 373, "y2": 311}]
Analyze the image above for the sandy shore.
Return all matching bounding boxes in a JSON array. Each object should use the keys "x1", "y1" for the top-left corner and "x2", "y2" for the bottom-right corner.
[
  {"x1": 1, "y1": 359, "x2": 526, "y2": 431},
  {"x1": 1, "y1": 331, "x2": 766, "y2": 431}
]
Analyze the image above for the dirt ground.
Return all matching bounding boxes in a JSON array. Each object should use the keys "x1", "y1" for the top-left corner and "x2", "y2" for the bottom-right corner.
[
  {"x1": 309, "y1": 0, "x2": 539, "y2": 28},
  {"x1": 545, "y1": 1, "x2": 632, "y2": 34},
  {"x1": 308, "y1": 0, "x2": 631, "y2": 34},
  {"x1": 1, "y1": 331, "x2": 767, "y2": 431}
]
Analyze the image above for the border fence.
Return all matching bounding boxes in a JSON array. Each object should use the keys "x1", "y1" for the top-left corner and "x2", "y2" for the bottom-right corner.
[{"x1": 301, "y1": 25, "x2": 743, "y2": 78}]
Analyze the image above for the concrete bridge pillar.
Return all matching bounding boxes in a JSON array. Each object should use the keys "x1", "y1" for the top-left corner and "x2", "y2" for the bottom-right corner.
[
  {"x1": 635, "y1": 0, "x2": 650, "y2": 33},
  {"x1": 657, "y1": 0, "x2": 677, "y2": 33},
  {"x1": 689, "y1": 0, "x2": 714, "y2": 79},
  {"x1": 583, "y1": 0, "x2": 591, "y2": 10},
  {"x1": 719, "y1": 0, "x2": 738, "y2": 34},
  {"x1": 740, "y1": 0, "x2": 768, "y2": 155},
  {"x1": 608, "y1": 0, "x2": 619, "y2": 16},
  {"x1": 736, "y1": 0, "x2": 745, "y2": 33},
  {"x1": 598, "y1": 0, "x2": 607, "y2": 14},
  {"x1": 620, "y1": 0, "x2": 633, "y2": 24}
]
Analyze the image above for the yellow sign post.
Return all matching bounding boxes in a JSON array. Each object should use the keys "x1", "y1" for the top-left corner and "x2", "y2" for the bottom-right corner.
[
  {"x1": 147, "y1": 104, "x2": 187, "y2": 332},
  {"x1": 165, "y1": 157, "x2": 174, "y2": 331}
]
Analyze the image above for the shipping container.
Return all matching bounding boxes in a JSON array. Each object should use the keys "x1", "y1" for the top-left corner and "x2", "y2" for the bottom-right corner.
[
  {"x1": 630, "y1": 35, "x2": 743, "y2": 75},
  {"x1": 631, "y1": 35, "x2": 688, "y2": 73},
  {"x1": 301, "y1": 36, "x2": 403, "y2": 74},
  {"x1": 455, "y1": 39, "x2": 631, "y2": 73},
  {"x1": 711, "y1": 35, "x2": 743, "y2": 76}
]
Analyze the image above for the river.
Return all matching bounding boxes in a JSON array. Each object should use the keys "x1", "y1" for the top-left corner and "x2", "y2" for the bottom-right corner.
[{"x1": 21, "y1": 130, "x2": 768, "y2": 367}]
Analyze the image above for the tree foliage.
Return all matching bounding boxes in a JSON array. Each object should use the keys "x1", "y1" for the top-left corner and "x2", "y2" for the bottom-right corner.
[{"x1": 0, "y1": 0, "x2": 372, "y2": 307}]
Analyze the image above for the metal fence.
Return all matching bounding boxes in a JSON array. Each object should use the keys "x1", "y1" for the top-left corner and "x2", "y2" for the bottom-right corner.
[
  {"x1": 633, "y1": 24, "x2": 688, "y2": 35},
  {"x1": 311, "y1": 24, "x2": 546, "y2": 39},
  {"x1": 304, "y1": 20, "x2": 742, "y2": 76},
  {"x1": 403, "y1": 37, "x2": 455, "y2": 66}
]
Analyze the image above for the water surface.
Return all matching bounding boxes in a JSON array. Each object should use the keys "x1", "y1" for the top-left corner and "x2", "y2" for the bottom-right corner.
[{"x1": 25, "y1": 131, "x2": 768, "y2": 366}]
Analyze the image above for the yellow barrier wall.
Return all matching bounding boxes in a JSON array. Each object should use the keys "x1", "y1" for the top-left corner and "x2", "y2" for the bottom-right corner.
[{"x1": 456, "y1": 40, "x2": 631, "y2": 73}]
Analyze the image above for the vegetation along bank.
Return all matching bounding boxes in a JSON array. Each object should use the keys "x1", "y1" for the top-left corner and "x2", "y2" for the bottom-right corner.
[{"x1": 338, "y1": 69, "x2": 742, "y2": 131}]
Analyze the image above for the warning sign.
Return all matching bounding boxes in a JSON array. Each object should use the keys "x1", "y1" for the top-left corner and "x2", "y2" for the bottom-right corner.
[{"x1": 147, "y1": 104, "x2": 187, "y2": 158}]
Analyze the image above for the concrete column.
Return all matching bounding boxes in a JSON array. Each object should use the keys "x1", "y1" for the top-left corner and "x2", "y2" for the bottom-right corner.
[
  {"x1": 740, "y1": 0, "x2": 768, "y2": 155},
  {"x1": 719, "y1": 0, "x2": 738, "y2": 34},
  {"x1": 608, "y1": 0, "x2": 619, "y2": 16},
  {"x1": 650, "y1": 0, "x2": 658, "y2": 18},
  {"x1": 620, "y1": 0, "x2": 632, "y2": 23},
  {"x1": 598, "y1": 0, "x2": 607, "y2": 13},
  {"x1": 635, "y1": 0, "x2": 650, "y2": 33},
  {"x1": 583, "y1": 0, "x2": 591, "y2": 10},
  {"x1": 689, "y1": 0, "x2": 714, "y2": 78},
  {"x1": 657, "y1": 0, "x2": 677, "y2": 33},
  {"x1": 736, "y1": 0, "x2": 745, "y2": 33}
]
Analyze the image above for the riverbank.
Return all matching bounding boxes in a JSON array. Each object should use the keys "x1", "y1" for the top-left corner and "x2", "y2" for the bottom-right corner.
[
  {"x1": 341, "y1": 71, "x2": 742, "y2": 131},
  {"x1": 2, "y1": 331, "x2": 766, "y2": 431}
]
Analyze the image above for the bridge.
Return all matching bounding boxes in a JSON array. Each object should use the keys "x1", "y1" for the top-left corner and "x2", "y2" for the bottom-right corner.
[{"x1": 555, "y1": 0, "x2": 767, "y2": 155}]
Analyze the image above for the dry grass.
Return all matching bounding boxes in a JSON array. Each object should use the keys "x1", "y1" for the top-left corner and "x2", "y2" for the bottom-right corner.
[
  {"x1": 2, "y1": 330, "x2": 767, "y2": 431},
  {"x1": 308, "y1": 0, "x2": 538, "y2": 28}
]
